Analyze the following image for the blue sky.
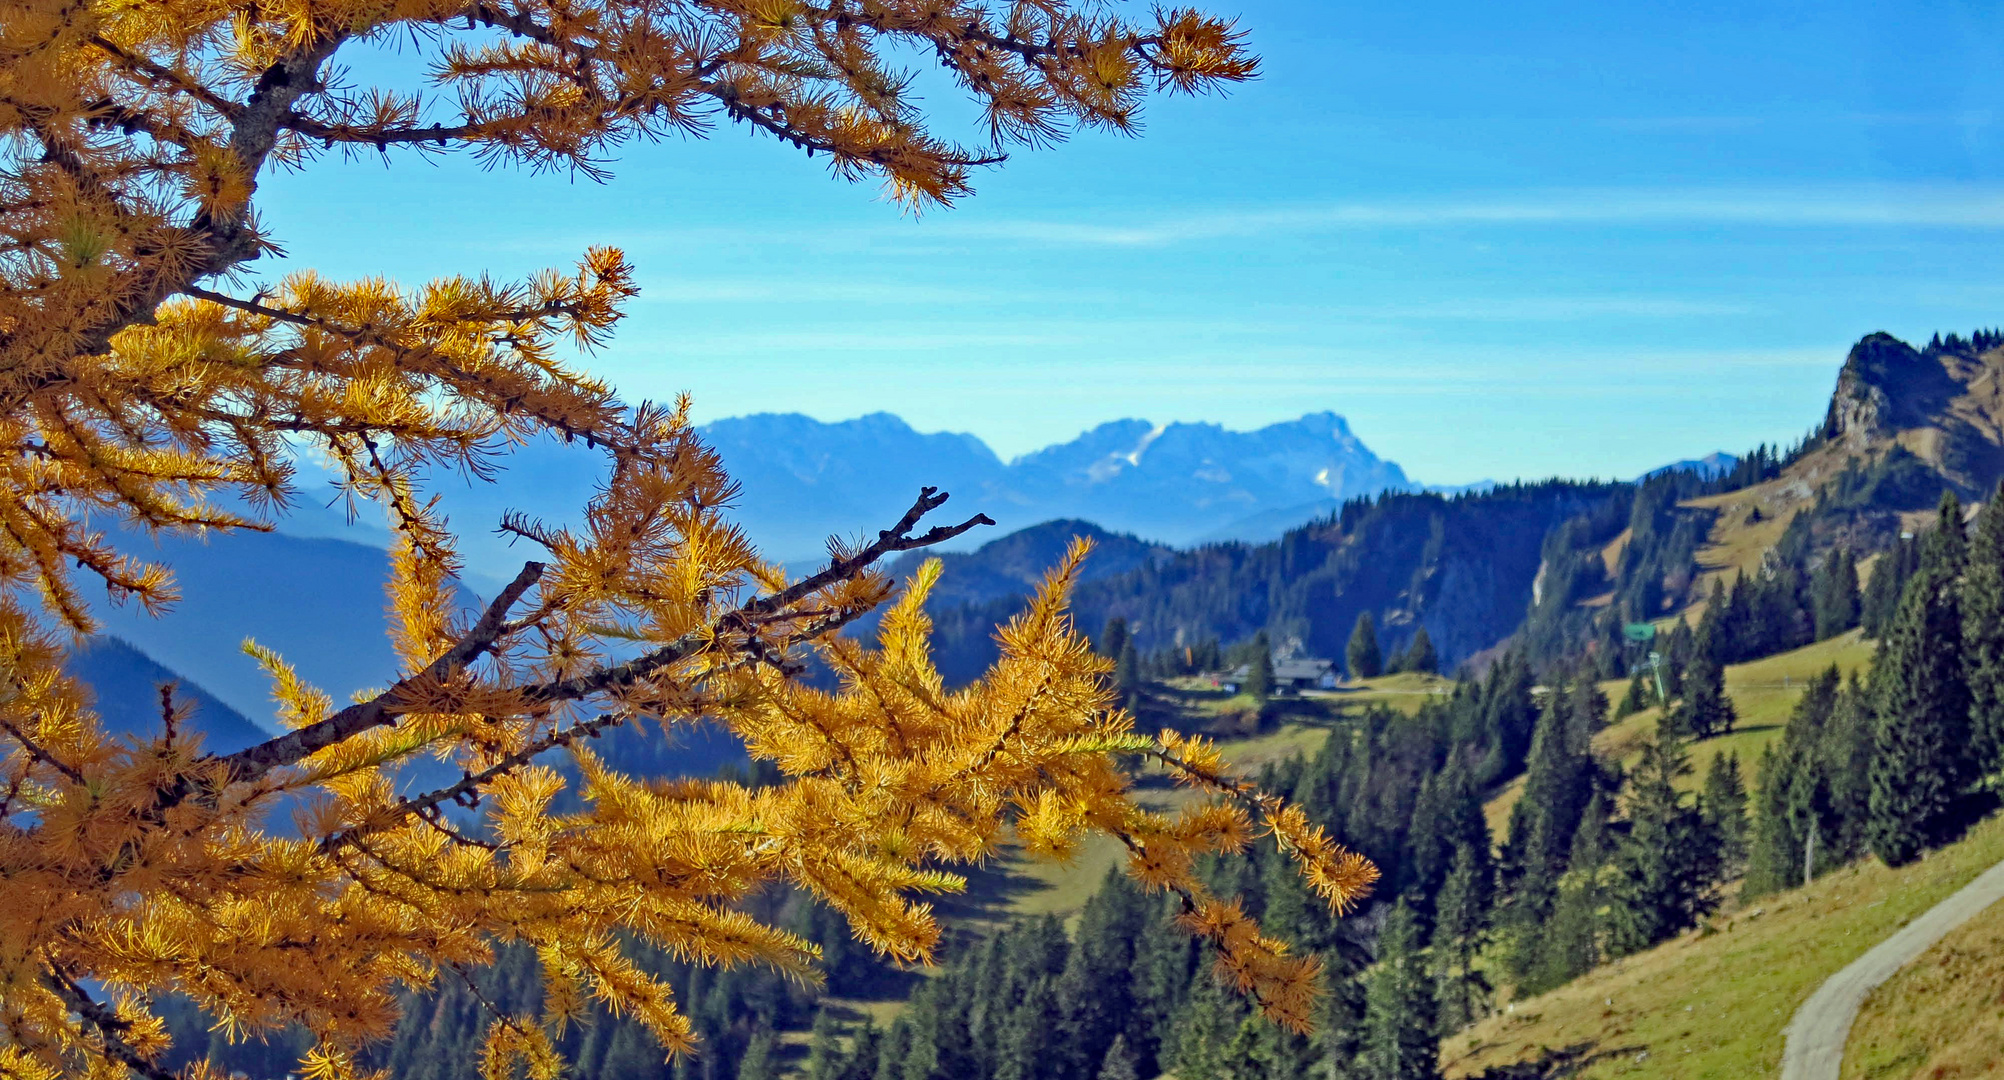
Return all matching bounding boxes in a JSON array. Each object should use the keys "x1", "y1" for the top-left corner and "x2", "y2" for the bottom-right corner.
[{"x1": 256, "y1": 0, "x2": 2004, "y2": 484}]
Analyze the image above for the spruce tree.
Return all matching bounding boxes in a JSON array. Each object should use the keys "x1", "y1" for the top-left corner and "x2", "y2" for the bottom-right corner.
[
  {"x1": 1172, "y1": 975, "x2": 1245, "y2": 1080},
  {"x1": 1741, "y1": 670, "x2": 1842, "y2": 898},
  {"x1": 1862, "y1": 535, "x2": 1919, "y2": 638},
  {"x1": 1965, "y1": 482, "x2": 2004, "y2": 778},
  {"x1": 1348, "y1": 612, "x2": 1384, "y2": 680},
  {"x1": 1096, "y1": 1035, "x2": 1139, "y2": 1080},
  {"x1": 1129, "y1": 897, "x2": 1197, "y2": 1076},
  {"x1": 1606, "y1": 730, "x2": 1720, "y2": 957},
  {"x1": 1700, "y1": 751, "x2": 1750, "y2": 879},
  {"x1": 1429, "y1": 841, "x2": 1494, "y2": 1033},
  {"x1": 1114, "y1": 637, "x2": 1141, "y2": 701},
  {"x1": 1615, "y1": 668, "x2": 1649, "y2": 719},
  {"x1": 1313, "y1": 930, "x2": 1370, "y2": 1080},
  {"x1": 1827, "y1": 673, "x2": 1877, "y2": 858},
  {"x1": 1744, "y1": 743, "x2": 1799, "y2": 899},
  {"x1": 876, "y1": 1019, "x2": 913, "y2": 1080},
  {"x1": 1212, "y1": 1016, "x2": 1288, "y2": 1080},
  {"x1": 1499, "y1": 681, "x2": 1594, "y2": 979},
  {"x1": 1567, "y1": 662, "x2": 1610, "y2": 746},
  {"x1": 737, "y1": 1028, "x2": 779, "y2": 1080},
  {"x1": 842, "y1": 1024, "x2": 885, "y2": 1080},
  {"x1": 1404, "y1": 628, "x2": 1438, "y2": 675},
  {"x1": 1247, "y1": 631, "x2": 1277, "y2": 700},
  {"x1": 806, "y1": 1011, "x2": 847, "y2": 1080},
  {"x1": 1524, "y1": 792, "x2": 1614, "y2": 995},
  {"x1": 1673, "y1": 649, "x2": 1736, "y2": 740},
  {"x1": 1100, "y1": 617, "x2": 1130, "y2": 660},
  {"x1": 1360, "y1": 902, "x2": 1439, "y2": 1080},
  {"x1": 1057, "y1": 871, "x2": 1146, "y2": 1080},
  {"x1": 994, "y1": 977, "x2": 1059, "y2": 1080},
  {"x1": 1923, "y1": 489, "x2": 1967, "y2": 578},
  {"x1": 1474, "y1": 653, "x2": 1538, "y2": 785},
  {"x1": 1868, "y1": 561, "x2": 1975, "y2": 866},
  {"x1": 1812, "y1": 547, "x2": 1862, "y2": 641}
]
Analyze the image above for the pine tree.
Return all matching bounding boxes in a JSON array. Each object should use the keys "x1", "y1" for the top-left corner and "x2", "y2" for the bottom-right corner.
[
  {"x1": 1863, "y1": 535, "x2": 1920, "y2": 638},
  {"x1": 806, "y1": 1011, "x2": 848, "y2": 1080},
  {"x1": 1812, "y1": 547, "x2": 1862, "y2": 641},
  {"x1": 1429, "y1": 842, "x2": 1495, "y2": 1033},
  {"x1": 835, "y1": 1024, "x2": 882, "y2": 1080},
  {"x1": 1115, "y1": 637, "x2": 1142, "y2": 701},
  {"x1": 1524, "y1": 793, "x2": 1615, "y2": 995},
  {"x1": 1672, "y1": 649, "x2": 1737, "y2": 740},
  {"x1": 737, "y1": 1028, "x2": 780, "y2": 1080},
  {"x1": 1700, "y1": 751, "x2": 1750, "y2": 879},
  {"x1": 1869, "y1": 560, "x2": 1976, "y2": 866},
  {"x1": 1247, "y1": 631, "x2": 1277, "y2": 700},
  {"x1": 1403, "y1": 628, "x2": 1439, "y2": 675},
  {"x1": 1360, "y1": 902, "x2": 1439, "y2": 1080},
  {"x1": 1349, "y1": 613, "x2": 1384, "y2": 680},
  {"x1": 1101, "y1": 617, "x2": 1131, "y2": 660},
  {"x1": 1606, "y1": 730, "x2": 1721, "y2": 957},
  {"x1": 1096, "y1": 1034, "x2": 1140, "y2": 1080},
  {"x1": 1965, "y1": 482, "x2": 2004, "y2": 778}
]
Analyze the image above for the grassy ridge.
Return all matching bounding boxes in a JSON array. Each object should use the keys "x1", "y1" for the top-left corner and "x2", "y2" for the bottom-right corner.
[
  {"x1": 1482, "y1": 630, "x2": 1876, "y2": 841},
  {"x1": 1442, "y1": 812, "x2": 2004, "y2": 1079}
]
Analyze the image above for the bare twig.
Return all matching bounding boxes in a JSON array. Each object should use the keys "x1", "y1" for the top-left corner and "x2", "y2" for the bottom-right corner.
[
  {"x1": 0, "y1": 715, "x2": 84, "y2": 785},
  {"x1": 40, "y1": 963, "x2": 180, "y2": 1080},
  {"x1": 216, "y1": 560, "x2": 545, "y2": 785}
]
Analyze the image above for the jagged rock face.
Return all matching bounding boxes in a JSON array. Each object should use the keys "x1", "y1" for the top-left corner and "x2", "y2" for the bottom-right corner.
[
  {"x1": 1820, "y1": 331, "x2": 2004, "y2": 490},
  {"x1": 1824, "y1": 333, "x2": 1950, "y2": 449}
]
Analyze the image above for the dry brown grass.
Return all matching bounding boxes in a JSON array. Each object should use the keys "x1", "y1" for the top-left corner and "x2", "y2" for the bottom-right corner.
[{"x1": 1841, "y1": 897, "x2": 2004, "y2": 1079}]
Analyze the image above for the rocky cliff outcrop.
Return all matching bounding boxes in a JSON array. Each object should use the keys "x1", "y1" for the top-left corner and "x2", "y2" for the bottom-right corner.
[{"x1": 1819, "y1": 330, "x2": 2004, "y2": 492}]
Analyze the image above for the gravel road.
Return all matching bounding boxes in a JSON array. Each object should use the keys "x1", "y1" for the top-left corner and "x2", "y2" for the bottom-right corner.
[{"x1": 1780, "y1": 858, "x2": 2004, "y2": 1079}]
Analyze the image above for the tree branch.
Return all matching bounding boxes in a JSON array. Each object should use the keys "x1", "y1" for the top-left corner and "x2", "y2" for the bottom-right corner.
[
  {"x1": 0, "y1": 715, "x2": 84, "y2": 786},
  {"x1": 318, "y1": 711, "x2": 627, "y2": 855},
  {"x1": 518, "y1": 487, "x2": 991, "y2": 705},
  {"x1": 215, "y1": 560, "x2": 545, "y2": 785},
  {"x1": 40, "y1": 964, "x2": 180, "y2": 1080}
]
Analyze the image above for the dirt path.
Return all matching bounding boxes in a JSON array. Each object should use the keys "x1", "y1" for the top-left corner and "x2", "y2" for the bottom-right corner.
[{"x1": 1780, "y1": 857, "x2": 2004, "y2": 1079}]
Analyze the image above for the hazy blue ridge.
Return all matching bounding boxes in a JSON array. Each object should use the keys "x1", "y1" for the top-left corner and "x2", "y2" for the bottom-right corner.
[{"x1": 67, "y1": 636, "x2": 268, "y2": 754}]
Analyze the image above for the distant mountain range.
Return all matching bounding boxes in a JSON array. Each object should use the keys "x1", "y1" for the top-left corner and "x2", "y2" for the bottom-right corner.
[
  {"x1": 256, "y1": 410, "x2": 1750, "y2": 581},
  {"x1": 705, "y1": 410, "x2": 1417, "y2": 560},
  {"x1": 300, "y1": 410, "x2": 1419, "y2": 578}
]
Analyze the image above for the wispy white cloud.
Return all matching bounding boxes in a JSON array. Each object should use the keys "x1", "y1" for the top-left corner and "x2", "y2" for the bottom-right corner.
[
  {"x1": 1319, "y1": 297, "x2": 1759, "y2": 320},
  {"x1": 942, "y1": 185, "x2": 2004, "y2": 247}
]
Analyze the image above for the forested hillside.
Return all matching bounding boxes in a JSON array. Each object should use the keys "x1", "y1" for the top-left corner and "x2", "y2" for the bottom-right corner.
[
  {"x1": 916, "y1": 481, "x2": 1629, "y2": 684},
  {"x1": 96, "y1": 331, "x2": 2004, "y2": 1080}
]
